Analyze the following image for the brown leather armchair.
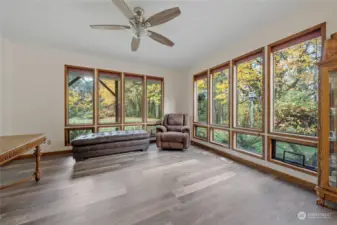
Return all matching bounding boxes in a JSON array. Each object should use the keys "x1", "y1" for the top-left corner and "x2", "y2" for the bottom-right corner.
[{"x1": 156, "y1": 113, "x2": 190, "y2": 150}]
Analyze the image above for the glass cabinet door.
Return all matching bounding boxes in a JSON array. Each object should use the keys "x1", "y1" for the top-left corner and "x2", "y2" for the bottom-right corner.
[{"x1": 329, "y1": 70, "x2": 337, "y2": 188}]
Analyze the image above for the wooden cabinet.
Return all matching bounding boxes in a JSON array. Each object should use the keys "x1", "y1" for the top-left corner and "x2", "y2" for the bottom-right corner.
[{"x1": 316, "y1": 33, "x2": 337, "y2": 207}]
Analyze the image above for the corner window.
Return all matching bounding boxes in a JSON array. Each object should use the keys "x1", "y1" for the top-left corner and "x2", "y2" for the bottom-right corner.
[{"x1": 194, "y1": 73, "x2": 208, "y2": 124}]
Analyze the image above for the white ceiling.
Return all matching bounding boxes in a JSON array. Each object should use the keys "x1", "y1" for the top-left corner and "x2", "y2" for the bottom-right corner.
[{"x1": 0, "y1": 0, "x2": 303, "y2": 70}]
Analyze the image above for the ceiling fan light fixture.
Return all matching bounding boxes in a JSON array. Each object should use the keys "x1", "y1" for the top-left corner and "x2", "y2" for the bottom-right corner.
[{"x1": 89, "y1": 0, "x2": 181, "y2": 52}]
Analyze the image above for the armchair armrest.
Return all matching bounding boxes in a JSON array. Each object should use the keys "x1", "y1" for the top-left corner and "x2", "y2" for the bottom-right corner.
[
  {"x1": 156, "y1": 125, "x2": 167, "y2": 133},
  {"x1": 181, "y1": 126, "x2": 190, "y2": 134}
]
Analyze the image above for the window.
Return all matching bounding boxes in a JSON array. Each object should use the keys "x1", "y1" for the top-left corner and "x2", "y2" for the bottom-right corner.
[
  {"x1": 98, "y1": 127, "x2": 120, "y2": 132},
  {"x1": 194, "y1": 125, "x2": 208, "y2": 140},
  {"x1": 211, "y1": 64, "x2": 230, "y2": 126},
  {"x1": 124, "y1": 125, "x2": 143, "y2": 131},
  {"x1": 146, "y1": 125, "x2": 159, "y2": 137},
  {"x1": 98, "y1": 70, "x2": 121, "y2": 124},
  {"x1": 124, "y1": 75, "x2": 144, "y2": 123},
  {"x1": 234, "y1": 132, "x2": 263, "y2": 156},
  {"x1": 194, "y1": 73, "x2": 208, "y2": 123},
  {"x1": 211, "y1": 128, "x2": 229, "y2": 147},
  {"x1": 147, "y1": 78, "x2": 163, "y2": 122},
  {"x1": 270, "y1": 26, "x2": 323, "y2": 137},
  {"x1": 233, "y1": 49, "x2": 264, "y2": 130},
  {"x1": 65, "y1": 65, "x2": 164, "y2": 145},
  {"x1": 65, "y1": 128, "x2": 94, "y2": 145},
  {"x1": 66, "y1": 67, "x2": 94, "y2": 125},
  {"x1": 271, "y1": 139, "x2": 317, "y2": 172}
]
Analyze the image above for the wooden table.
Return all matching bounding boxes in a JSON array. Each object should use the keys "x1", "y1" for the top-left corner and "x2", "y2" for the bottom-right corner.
[{"x1": 0, "y1": 134, "x2": 46, "y2": 190}]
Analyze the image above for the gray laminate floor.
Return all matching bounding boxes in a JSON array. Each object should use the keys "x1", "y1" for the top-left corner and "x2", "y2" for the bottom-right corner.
[{"x1": 0, "y1": 144, "x2": 336, "y2": 225}]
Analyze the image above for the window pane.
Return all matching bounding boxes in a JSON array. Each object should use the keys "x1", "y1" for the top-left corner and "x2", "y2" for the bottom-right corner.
[
  {"x1": 212, "y1": 68, "x2": 229, "y2": 125},
  {"x1": 147, "y1": 79, "x2": 163, "y2": 122},
  {"x1": 236, "y1": 133, "x2": 263, "y2": 155},
  {"x1": 69, "y1": 129, "x2": 93, "y2": 143},
  {"x1": 273, "y1": 37, "x2": 321, "y2": 136},
  {"x1": 195, "y1": 126, "x2": 207, "y2": 139},
  {"x1": 272, "y1": 140, "x2": 318, "y2": 171},
  {"x1": 236, "y1": 57, "x2": 263, "y2": 129},
  {"x1": 146, "y1": 125, "x2": 158, "y2": 137},
  {"x1": 98, "y1": 127, "x2": 120, "y2": 132},
  {"x1": 125, "y1": 76, "x2": 143, "y2": 123},
  {"x1": 195, "y1": 78, "x2": 208, "y2": 123},
  {"x1": 212, "y1": 129, "x2": 229, "y2": 146},
  {"x1": 124, "y1": 125, "x2": 143, "y2": 131},
  {"x1": 68, "y1": 70, "x2": 94, "y2": 125},
  {"x1": 98, "y1": 73, "x2": 121, "y2": 124}
]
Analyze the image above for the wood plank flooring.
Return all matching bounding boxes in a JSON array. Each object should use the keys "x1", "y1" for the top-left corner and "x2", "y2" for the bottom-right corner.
[{"x1": 0, "y1": 144, "x2": 336, "y2": 225}]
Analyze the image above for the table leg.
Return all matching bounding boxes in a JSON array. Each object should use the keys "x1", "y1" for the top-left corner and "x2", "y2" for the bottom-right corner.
[{"x1": 34, "y1": 145, "x2": 41, "y2": 182}]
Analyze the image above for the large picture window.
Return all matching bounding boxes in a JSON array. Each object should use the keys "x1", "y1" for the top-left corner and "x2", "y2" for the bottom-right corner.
[
  {"x1": 270, "y1": 27, "x2": 323, "y2": 137},
  {"x1": 233, "y1": 49, "x2": 264, "y2": 131},
  {"x1": 124, "y1": 75, "x2": 144, "y2": 123},
  {"x1": 191, "y1": 23, "x2": 325, "y2": 175},
  {"x1": 211, "y1": 64, "x2": 230, "y2": 126},
  {"x1": 65, "y1": 66, "x2": 164, "y2": 145},
  {"x1": 66, "y1": 67, "x2": 95, "y2": 125},
  {"x1": 98, "y1": 70, "x2": 121, "y2": 124},
  {"x1": 194, "y1": 73, "x2": 208, "y2": 124},
  {"x1": 147, "y1": 78, "x2": 163, "y2": 122}
]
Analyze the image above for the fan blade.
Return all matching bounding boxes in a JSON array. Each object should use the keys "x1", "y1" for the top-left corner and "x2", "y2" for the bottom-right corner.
[
  {"x1": 131, "y1": 37, "x2": 140, "y2": 51},
  {"x1": 147, "y1": 31, "x2": 174, "y2": 47},
  {"x1": 112, "y1": 0, "x2": 134, "y2": 20},
  {"x1": 90, "y1": 25, "x2": 130, "y2": 30},
  {"x1": 146, "y1": 7, "x2": 181, "y2": 27}
]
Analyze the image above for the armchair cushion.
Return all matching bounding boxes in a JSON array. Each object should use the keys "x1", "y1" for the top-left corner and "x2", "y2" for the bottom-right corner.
[
  {"x1": 156, "y1": 125, "x2": 167, "y2": 133},
  {"x1": 181, "y1": 126, "x2": 190, "y2": 134}
]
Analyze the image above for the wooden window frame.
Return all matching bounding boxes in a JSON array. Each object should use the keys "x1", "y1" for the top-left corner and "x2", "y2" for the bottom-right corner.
[
  {"x1": 64, "y1": 127, "x2": 95, "y2": 146},
  {"x1": 193, "y1": 70, "x2": 209, "y2": 124},
  {"x1": 267, "y1": 136, "x2": 318, "y2": 176},
  {"x1": 193, "y1": 124, "x2": 209, "y2": 141},
  {"x1": 267, "y1": 23, "x2": 326, "y2": 141},
  {"x1": 65, "y1": 65, "x2": 165, "y2": 145},
  {"x1": 97, "y1": 69, "x2": 122, "y2": 126},
  {"x1": 232, "y1": 130, "x2": 265, "y2": 159},
  {"x1": 97, "y1": 126, "x2": 121, "y2": 132},
  {"x1": 146, "y1": 76, "x2": 165, "y2": 123},
  {"x1": 123, "y1": 73, "x2": 145, "y2": 125},
  {"x1": 210, "y1": 127, "x2": 230, "y2": 148},
  {"x1": 210, "y1": 61, "x2": 231, "y2": 127},
  {"x1": 232, "y1": 47, "x2": 265, "y2": 133},
  {"x1": 64, "y1": 65, "x2": 96, "y2": 127}
]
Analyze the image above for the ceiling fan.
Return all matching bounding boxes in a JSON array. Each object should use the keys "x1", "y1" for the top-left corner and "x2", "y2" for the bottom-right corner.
[{"x1": 90, "y1": 0, "x2": 181, "y2": 52}]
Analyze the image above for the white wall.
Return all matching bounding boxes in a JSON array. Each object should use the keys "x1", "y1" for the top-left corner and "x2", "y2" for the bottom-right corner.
[
  {"x1": 0, "y1": 33, "x2": 3, "y2": 136},
  {"x1": 184, "y1": 3, "x2": 337, "y2": 184},
  {"x1": 2, "y1": 39, "x2": 185, "y2": 152}
]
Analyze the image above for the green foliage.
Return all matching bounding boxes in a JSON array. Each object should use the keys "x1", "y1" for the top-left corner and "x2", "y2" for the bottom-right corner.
[
  {"x1": 69, "y1": 129, "x2": 92, "y2": 142},
  {"x1": 99, "y1": 75, "x2": 120, "y2": 124},
  {"x1": 124, "y1": 125, "x2": 143, "y2": 131},
  {"x1": 212, "y1": 69, "x2": 230, "y2": 125},
  {"x1": 125, "y1": 78, "x2": 143, "y2": 122},
  {"x1": 236, "y1": 57, "x2": 263, "y2": 129},
  {"x1": 147, "y1": 80, "x2": 163, "y2": 120},
  {"x1": 275, "y1": 141, "x2": 317, "y2": 171},
  {"x1": 196, "y1": 127, "x2": 207, "y2": 139},
  {"x1": 236, "y1": 134, "x2": 263, "y2": 155},
  {"x1": 197, "y1": 78, "x2": 208, "y2": 123},
  {"x1": 213, "y1": 130, "x2": 229, "y2": 145},
  {"x1": 68, "y1": 74, "x2": 94, "y2": 125},
  {"x1": 99, "y1": 127, "x2": 120, "y2": 132},
  {"x1": 273, "y1": 37, "x2": 321, "y2": 136}
]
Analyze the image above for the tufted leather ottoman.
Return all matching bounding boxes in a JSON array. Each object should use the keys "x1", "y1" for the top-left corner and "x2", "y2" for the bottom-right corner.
[{"x1": 71, "y1": 130, "x2": 150, "y2": 161}]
